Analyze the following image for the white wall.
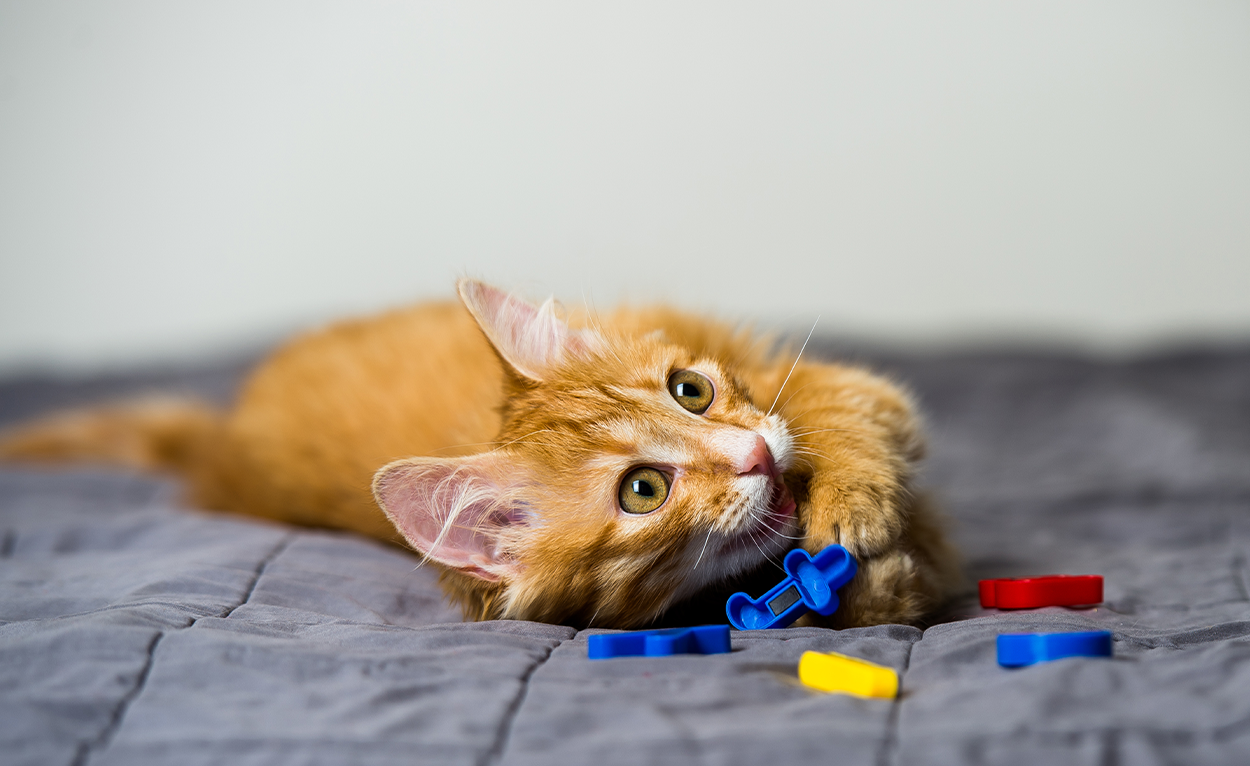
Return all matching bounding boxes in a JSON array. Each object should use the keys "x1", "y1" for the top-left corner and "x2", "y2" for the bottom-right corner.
[{"x1": 1, "y1": 1, "x2": 1248, "y2": 371}]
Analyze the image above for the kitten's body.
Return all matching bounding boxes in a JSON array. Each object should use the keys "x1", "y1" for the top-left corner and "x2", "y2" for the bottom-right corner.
[{"x1": 1, "y1": 282, "x2": 960, "y2": 628}]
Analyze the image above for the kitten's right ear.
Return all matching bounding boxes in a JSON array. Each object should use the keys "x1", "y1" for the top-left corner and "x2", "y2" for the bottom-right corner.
[
  {"x1": 372, "y1": 453, "x2": 527, "y2": 582},
  {"x1": 457, "y1": 279, "x2": 604, "y2": 382}
]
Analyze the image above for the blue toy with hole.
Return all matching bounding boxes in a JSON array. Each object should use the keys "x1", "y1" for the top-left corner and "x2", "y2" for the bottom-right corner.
[{"x1": 725, "y1": 544, "x2": 858, "y2": 630}]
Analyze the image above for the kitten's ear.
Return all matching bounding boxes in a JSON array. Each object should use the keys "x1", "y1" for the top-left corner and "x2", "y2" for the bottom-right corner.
[
  {"x1": 457, "y1": 279, "x2": 604, "y2": 381},
  {"x1": 372, "y1": 453, "x2": 526, "y2": 582}
]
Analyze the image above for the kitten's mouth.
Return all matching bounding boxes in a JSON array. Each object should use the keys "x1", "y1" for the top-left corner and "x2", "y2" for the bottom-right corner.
[
  {"x1": 725, "y1": 476, "x2": 797, "y2": 555},
  {"x1": 759, "y1": 450, "x2": 797, "y2": 526},
  {"x1": 770, "y1": 479, "x2": 797, "y2": 520}
]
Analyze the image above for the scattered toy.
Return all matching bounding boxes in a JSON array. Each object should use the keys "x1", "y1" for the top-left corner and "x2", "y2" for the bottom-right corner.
[
  {"x1": 725, "y1": 544, "x2": 857, "y2": 630},
  {"x1": 798, "y1": 650, "x2": 899, "y2": 698},
  {"x1": 587, "y1": 624, "x2": 732, "y2": 659},
  {"x1": 979, "y1": 575, "x2": 1103, "y2": 609},
  {"x1": 997, "y1": 630, "x2": 1113, "y2": 667}
]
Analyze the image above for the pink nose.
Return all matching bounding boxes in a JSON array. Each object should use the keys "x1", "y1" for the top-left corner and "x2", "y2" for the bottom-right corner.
[{"x1": 737, "y1": 434, "x2": 776, "y2": 477}]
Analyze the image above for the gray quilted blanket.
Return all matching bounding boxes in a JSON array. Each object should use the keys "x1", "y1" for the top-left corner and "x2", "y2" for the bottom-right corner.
[{"x1": 2, "y1": 344, "x2": 1249, "y2": 765}]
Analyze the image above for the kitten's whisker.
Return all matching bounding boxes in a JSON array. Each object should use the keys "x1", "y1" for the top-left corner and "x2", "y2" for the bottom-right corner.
[
  {"x1": 496, "y1": 428, "x2": 556, "y2": 450},
  {"x1": 753, "y1": 535, "x2": 786, "y2": 573},
  {"x1": 428, "y1": 428, "x2": 559, "y2": 455},
  {"x1": 767, "y1": 316, "x2": 820, "y2": 417},
  {"x1": 792, "y1": 446, "x2": 837, "y2": 460},
  {"x1": 761, "y1": 507, "x2": 804, "y2": 540},
  {"x1": 791, "y1": 427, "x2": 873, "y2": 437},
  {"x1": 692, "y1": 527, "x2": 716, "y2": 571},
  {"x1": 427, "y1": 440, "x2": 502, "y2": 454},
  {"x1": 792, "y1": 446, "x2": 831, "y2": 456},
  {"x1": 793, "y1": 451, "x2": 835, "y2": 465},
  {"x1": 775, "y1": 382, "x2": 817, "y2": 418},
  {"x1": 741, "y1": 503, "x2": 790, "y2": 573}
]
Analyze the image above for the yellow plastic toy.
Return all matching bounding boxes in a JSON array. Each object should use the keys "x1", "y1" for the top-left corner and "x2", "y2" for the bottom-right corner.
[{"x1": 797, "y1": 651, "x2": 899, "y2": 699}]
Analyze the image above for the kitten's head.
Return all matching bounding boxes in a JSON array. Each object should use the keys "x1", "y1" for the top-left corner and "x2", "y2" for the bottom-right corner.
[{"x1": 372, "y1": 280, "x2": 798, "y2": 628}]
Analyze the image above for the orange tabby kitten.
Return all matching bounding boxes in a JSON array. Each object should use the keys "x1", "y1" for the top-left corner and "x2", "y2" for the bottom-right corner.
[{"x1": 0, "y1": 280, "x2": 960, "y2": 628}]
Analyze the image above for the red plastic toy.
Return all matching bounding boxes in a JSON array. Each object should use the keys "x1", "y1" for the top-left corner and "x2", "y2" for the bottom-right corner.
[{"x1": 979, "y1": 575, "x2": 1103, "y2": 609}]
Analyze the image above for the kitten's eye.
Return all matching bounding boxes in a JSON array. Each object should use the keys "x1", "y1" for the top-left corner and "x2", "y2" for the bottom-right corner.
[
  {"x1": 618, "y1": 467, "x2": 671, "y2": 514},
  {"x1": 667, "y1": 370, "x2": 714, "y2": 414}
]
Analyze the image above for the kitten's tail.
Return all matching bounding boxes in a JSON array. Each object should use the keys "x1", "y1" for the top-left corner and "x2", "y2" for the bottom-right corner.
[{"x1": 0, "y1": 398, "x2": 224, "y2": 477}]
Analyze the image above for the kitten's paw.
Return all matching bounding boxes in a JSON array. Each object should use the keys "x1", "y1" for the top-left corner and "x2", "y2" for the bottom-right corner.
[
  {"x1": 833, "y1": 549, "x2": 926, "y2": 627},
  {"x1": 803, "y1": 485, "x2": 905, "y2": 560}
]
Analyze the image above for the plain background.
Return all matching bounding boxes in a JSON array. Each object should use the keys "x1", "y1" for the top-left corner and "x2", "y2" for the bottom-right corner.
[{"x1": 1, "y1": 1, "x2": 1247, "y2": 372}]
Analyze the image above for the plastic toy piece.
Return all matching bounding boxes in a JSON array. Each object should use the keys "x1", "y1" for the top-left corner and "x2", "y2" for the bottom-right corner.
[
  {"x1": 798, "y1": 651, "x2": 898, "y2": 699},
  {"x1": 725, "y1": 545, "x2": 857, "y2": 630},
  {"x1": 587, "y1": 625, "x2": 731, "y2": 659},
  {"x1": 997, "y1": 630, "x2": 1113, "y2": 667},
  {"x1": 979, "y1": 575, "x2": 1103, "y2": 609}
]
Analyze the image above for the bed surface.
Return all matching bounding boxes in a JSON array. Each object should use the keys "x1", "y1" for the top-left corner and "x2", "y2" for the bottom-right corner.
[{"x1": 3, "y1": 343, "x2": 1249, "y2": 765}]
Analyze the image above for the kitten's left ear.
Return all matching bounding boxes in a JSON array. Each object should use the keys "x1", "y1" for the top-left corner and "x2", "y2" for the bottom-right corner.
[
  {"x1": 457, "y1": 279, "x2": 604, "y2": 382},
  {"x1": 372, "y1": 452, "x2": 527, "y2": 583}
]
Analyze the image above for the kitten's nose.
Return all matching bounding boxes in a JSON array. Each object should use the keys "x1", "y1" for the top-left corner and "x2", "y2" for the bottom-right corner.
[{"x1": 736, "y1": 434, "x2": 776, "y2": 478}]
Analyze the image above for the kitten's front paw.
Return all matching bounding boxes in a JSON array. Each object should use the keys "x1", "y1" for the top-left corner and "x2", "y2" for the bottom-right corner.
[
  {"x1": 803, "y1": 484, "x2": 905, "y2": 560},
  {"x1": 834, "y1": 549, "x2": 925, "y2": 627}
]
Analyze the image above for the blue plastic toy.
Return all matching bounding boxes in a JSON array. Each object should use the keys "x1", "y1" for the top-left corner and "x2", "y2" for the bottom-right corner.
[
  {"x1": 587, "y1": 624, "x2": 732, "y2": 659},
  {"x1": 725, "y1": 545, "x2": 858, "y2": 630},
  {"x1": 997, "y1": 630, "x2": 1113, "y2": 667}
]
